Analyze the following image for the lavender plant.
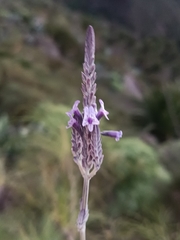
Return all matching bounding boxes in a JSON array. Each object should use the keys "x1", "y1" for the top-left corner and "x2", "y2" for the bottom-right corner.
[{"x1": 66, "y1": 25, "x2": 122, "y2": 240}]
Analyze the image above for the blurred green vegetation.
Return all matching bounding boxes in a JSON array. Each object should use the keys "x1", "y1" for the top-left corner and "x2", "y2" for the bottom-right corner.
[{"x1": 0, "y1": 0, "x2": 180, "y2": 239}]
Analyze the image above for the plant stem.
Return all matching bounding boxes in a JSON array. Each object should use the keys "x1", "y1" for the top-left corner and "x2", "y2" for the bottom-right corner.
[
  {"x1": 77, "y1": 176, "x2": 90, "y2": 240},
  {"x1": 80, "y1": 228, "x2": 86, "y2": 240}
]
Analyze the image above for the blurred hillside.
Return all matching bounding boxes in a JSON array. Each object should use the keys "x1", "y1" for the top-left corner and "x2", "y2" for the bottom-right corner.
[
  {"x1": 0, "y1": 0, "x2": 180, "y2": 239},
  {"x1": 64, "y1": 0, "x2": 180, "y2": 38}
]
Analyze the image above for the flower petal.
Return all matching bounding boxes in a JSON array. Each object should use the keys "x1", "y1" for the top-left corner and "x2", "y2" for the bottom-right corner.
[
  {"x1": 82, "y1": 106, "x2": 99, "y2": 132},
  {"x1": 101, "y1": 130, "x2": 123, "y2": 141},
  {"x1": 96, "y1": 99, "x2": 109, "y2": 120},
  {"x1": 66, "y1": 118, "x2": 76, "y2": 129},
  {"x1": 66, "y1": 100, "x2": 80, "y2": 115}
]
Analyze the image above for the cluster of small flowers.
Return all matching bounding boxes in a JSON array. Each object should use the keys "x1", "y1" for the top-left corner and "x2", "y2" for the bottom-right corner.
[{"x1": 66, "y1": 25, "x2": 122, "y2": 179}]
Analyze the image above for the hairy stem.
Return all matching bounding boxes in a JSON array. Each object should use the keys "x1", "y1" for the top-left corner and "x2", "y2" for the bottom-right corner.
[
  {"x1": 77, "y1": 176, "x2": 90, "y2": 240},
  {"x1": 80, "y1": 228, "x2": 86, "y2": 240}
]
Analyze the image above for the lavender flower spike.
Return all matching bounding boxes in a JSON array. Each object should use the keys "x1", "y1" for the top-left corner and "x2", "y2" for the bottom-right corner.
[
  {"x1": 66, "y1": 25, "x2": 122, "y2": 240},
  {"x1": 101, "y1": 130, "x2": 123, "y2": 141}
]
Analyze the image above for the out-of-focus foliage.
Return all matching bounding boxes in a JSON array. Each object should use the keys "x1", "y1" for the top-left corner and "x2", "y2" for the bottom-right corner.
[
  {"x1": 131, "y1": 84, "x2": 180, "y2": 141},
  {"x1": 102, "y1": 137, "x2": 171, "y2": 216},
  {"x1": 64, "y1": 0, "x2": 180, "y2": 38},
  {"x1": 159, "y1": 140, "x2": 180, "y2": 180}
]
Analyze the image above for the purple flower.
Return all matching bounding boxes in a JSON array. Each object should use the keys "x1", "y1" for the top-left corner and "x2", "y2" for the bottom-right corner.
[
  {"x1": 66, "y1": 117, "x2": 76, "y2": 129},
  {"x1": 66, "y1": 100, "x2": 82, "y2": 122},
  {"x1": 101, "y1": 130, "x2": 123, "y2": 141},
  {"x1": 82, "y1": 106, "x2": 99, "y2": 132},
  {"x1": 96, "y1": 99, "x2": 109, "y2": 120},
  {"x1": 66, "y1": 100, "x2": 83, "y2": 135},
  {"x1": 66, "y1": 117, "x2": 83, "y2": 136}
]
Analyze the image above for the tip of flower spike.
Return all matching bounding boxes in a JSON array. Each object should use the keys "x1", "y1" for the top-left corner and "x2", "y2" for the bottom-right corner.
[
  {"x1": 85, "y1": 25, "x2": 95, "y2": 67},
  {"x1": 86, "y1": 25, "x2": 94, "y2": 36}
]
